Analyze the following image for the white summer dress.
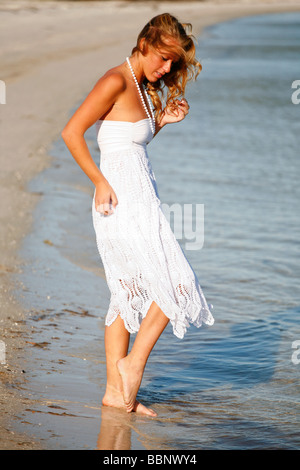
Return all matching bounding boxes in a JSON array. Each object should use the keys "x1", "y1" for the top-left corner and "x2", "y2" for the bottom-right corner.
[{"x1": 92, "y1": 116, "x2": 214, "y2": 339}]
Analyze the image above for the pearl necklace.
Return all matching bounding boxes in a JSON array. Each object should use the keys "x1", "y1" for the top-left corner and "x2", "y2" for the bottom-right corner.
[{"x1": 126, "y1": 57, "x2": 155, "y2": 134}]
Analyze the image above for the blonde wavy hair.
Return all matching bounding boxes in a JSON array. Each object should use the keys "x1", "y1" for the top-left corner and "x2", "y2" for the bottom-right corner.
[{"x1": 132, "y1": 13, "x2": 202, "y2": 120}]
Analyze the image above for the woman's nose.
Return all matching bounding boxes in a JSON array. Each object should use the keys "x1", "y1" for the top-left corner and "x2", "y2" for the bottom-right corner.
[{"x1": 163, "y1": 60, "x2": 172, "y2": 74}]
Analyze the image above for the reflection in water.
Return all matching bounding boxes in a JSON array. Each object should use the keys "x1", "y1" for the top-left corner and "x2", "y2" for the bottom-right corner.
[{"x1": 96, "y1": 406, "x2": 132, "y2": 450}]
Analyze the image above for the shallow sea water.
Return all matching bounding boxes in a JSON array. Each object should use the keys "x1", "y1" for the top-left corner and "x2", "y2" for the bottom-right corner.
[{"x1": 16, "y1": 12, "x2": 300, "y2": 449}]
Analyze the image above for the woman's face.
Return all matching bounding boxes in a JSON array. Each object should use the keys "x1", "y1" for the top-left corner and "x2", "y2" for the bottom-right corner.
[{"x1": 140, "y1": 40, "x2": 179, "y2": 82}]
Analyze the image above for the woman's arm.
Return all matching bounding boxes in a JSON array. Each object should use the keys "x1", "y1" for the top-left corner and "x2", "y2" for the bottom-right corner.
[{"x1": 61, "y1": 72, "x2": 126, "y2": 214}]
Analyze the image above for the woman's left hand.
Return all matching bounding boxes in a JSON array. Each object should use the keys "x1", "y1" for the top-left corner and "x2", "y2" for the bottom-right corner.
[{"x1": 159, "y1": 98, "x2": 190, "y2": 126}]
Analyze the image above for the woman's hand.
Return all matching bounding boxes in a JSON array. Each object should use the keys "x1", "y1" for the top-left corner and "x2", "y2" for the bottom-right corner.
[
  {"x1": 95, "y1": 179, "x2": 118, "y2": 216},
  {"x1": 159, "y1": 98, "x2": 190, "y2": 127}
]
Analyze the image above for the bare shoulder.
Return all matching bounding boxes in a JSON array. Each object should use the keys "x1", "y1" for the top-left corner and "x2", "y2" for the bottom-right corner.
[{"x1": 93, "y1": 65, "x2": 127, "y2": 96}]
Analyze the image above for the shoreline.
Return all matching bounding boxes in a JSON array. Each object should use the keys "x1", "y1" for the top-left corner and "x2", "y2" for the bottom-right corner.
[{"x1": 1, "y1": 0, "x2": 300, "y2": 450}]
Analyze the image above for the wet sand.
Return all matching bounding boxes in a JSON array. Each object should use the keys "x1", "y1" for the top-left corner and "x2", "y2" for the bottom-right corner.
[{"x1": 1, "y1": 0, "x2": 300, "y2": 450}]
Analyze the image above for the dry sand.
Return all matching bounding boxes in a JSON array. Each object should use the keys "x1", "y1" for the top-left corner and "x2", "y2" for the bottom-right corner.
[{"x1": 1, "y1": 0, "x2": 300, "y2": 450}]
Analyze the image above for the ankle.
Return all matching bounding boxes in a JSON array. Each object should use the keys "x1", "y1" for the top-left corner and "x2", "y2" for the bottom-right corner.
[
  {"x1": 124, "y1": 353, "x2": 146, "y2": 375},
  {"x1": 105, "y1": 383, "x2": 122, "y2": 395}
]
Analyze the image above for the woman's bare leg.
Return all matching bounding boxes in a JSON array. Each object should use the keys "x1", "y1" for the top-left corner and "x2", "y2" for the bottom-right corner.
[
  {"x1": 102, "y1": 314, "x2": 156, "y2": 416},
  {"x1": 102, "y1": 314, "x2": 129, "y2": 405},
  {"x1": 117, "y1": 301, "x2": 169, "y2": 413}
]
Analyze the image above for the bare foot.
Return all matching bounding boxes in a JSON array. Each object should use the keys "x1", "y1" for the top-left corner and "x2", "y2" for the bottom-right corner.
[
  {"x1": 102, "y1": 384, "x2": 157, "y2": 417},
  {"x1": 116, "y1": 357, "x2": 147, "y2": 414}
]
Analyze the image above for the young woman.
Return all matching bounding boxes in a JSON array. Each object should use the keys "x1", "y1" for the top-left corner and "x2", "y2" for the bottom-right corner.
[{"x1": 62, "y1": 13, "x2": 214, "y2": 417}]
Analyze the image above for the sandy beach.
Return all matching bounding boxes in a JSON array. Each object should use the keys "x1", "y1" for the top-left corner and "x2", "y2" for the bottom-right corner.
[{"x1": 1, "y1": 0, "x2": 300, "y2": 450}]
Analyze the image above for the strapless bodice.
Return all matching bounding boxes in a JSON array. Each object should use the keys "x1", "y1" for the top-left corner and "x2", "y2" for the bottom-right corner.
[{"x1": 95, "y1": 118, "x2": 154, "y2": 154}]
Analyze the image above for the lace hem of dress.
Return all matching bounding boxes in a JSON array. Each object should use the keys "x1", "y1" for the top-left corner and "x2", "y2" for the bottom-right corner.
[{"x1": 104, "y1": 276, "x2": 214, "y2": 339}]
